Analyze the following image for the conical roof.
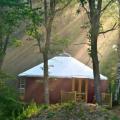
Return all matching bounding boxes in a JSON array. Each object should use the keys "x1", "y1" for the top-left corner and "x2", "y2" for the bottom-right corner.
[{"x1": 18, "y1": 55, "x2": 107, "y2": 80}]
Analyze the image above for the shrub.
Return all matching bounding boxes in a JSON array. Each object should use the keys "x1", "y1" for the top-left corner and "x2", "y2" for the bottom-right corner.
[
  {"x1": 16, "y1": 102, "x2": 43, "y2": 120},
  {"x1": 0, "y1": 71, "x2": 24, "y2": 120}
]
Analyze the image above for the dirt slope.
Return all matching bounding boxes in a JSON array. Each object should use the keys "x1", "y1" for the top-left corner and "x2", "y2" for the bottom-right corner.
[
  {"x1": 2, "y1": 5, "x2": 88, "y2": 75},
  {"x1": 2, "y1": 5, "x2": 118, "y2": 76}
]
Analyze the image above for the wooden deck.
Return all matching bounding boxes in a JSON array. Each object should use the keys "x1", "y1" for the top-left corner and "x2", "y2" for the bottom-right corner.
[
  {"x1": 61, "y1": 91, "x2": 112, "y2": 108},
  {"x1": 61, "y1": 91, "x2": 86, "y2": 103}
]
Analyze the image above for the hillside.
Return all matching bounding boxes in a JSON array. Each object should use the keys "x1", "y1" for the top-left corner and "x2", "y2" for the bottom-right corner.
[
  {"x1": 17, "y1": 102, "x2": 119, "y2": 120},
  {"x1": 2, "y1": 4, "x2": 118, "y2": 78}
]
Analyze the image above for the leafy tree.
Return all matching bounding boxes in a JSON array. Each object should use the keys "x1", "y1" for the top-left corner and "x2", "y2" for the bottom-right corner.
[
  {"x1": 43, "y1": 0, "x2": 73, "y2": 104},
  {"x1": 78, "y1": 0, "x2": 117, "y2": 104},
  {"x1": 0, "y1": 0, "x2": 27, "y2": 70},
  {"x1": 26, "y1": 0, "x2": 72, "y2": 104}
]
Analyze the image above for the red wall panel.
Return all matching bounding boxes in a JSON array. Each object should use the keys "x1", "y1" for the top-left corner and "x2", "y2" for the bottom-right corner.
[
  {"x1": 23, "y1": 77, "x2": 108, "y2": 104},
  {"x1": 24, "y1": 78, "x2": 72, "y2": 104},
  {"x1": 87, "y1": 80, "x2": 108, "y2": 103}
]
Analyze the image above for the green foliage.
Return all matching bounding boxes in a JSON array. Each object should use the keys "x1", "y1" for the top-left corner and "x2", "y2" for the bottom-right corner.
[
  {"x1": 0, "y1": 2, "x2": 25, "y2": 35},
  {"x1": 0, "y1": 0, "x2": 22, "y2": 6},
  {"x1": 23, "y1": 3, "x2": 45, "y2": 49},
  {"x1": 50, "y1": 37, "x2": 70, "y2": 54},
  {"x1": 111, "y1": 115, "x2": 120, "y2": 120},
  {"x1": 0, "y1": 71, "x2": 23, "y2": 120},
  {"x1": 10, "y1": 38, "x2": 23, "y2": 47},
  {"x1": 0, "y1": 86, "x2": 23, "y2": 120},
  {"x1": 100, "y1": 50, "x2": 117, "y2": 94},
  {"x1": 0, "y1": 71, "x2": 15, "y2": 88},
  {"x1": 16, "y1": 102, "x2": 119, "y2": 120},
  {"x1": 17, "y1": 102, "x2": 76, "y2": 120},
  {"x1": 16, "y1": 102, "x2": 40, "y2": 120},
  {"x1": 24, "y1": 0, "x2": 75, "y2": 55},
  {"x1": 101, "y1": 0, "x2": 118, "y2": 24},
  {"x1": 0, "y1": 0, "x2": 30, "y2": 60},
  {"x1": 78, "y1": 0, "x2": 87, "y2": 6}
]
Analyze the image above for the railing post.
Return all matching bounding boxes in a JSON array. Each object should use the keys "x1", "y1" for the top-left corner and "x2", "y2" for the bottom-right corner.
[
  {"x1": 110, "y1": 93, "x2": 112, "y2": 108},
  {"x1": 72, "y1": 78, "x2": 75, "y2": 91},
  {"x1": 85, "y1": 80, "x2": 88, "y2": 103},
  {"x1": 61, "y1": 90, "x2": 63, "y2": 103},
  {"x1": 78, "y1": 79, "x2": 82, "y2": 94}
]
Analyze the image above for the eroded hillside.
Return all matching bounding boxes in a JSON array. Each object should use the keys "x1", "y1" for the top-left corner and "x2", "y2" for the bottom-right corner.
[{"x1": 2, "y1": 3, "x2": 119, "y2": 78}]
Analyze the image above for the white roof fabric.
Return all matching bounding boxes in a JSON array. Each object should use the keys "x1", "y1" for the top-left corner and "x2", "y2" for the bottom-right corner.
[{"x1": 18, "y1": 56, "x2": 107, "y2": 80}]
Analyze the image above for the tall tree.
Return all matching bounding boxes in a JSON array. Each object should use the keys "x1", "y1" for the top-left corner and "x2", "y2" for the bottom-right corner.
[
  {"x1": 79, "y1": 0, "x2": 116, "y2": 104},
  {"x1": 43, "y1": 0, "x2": 55, "y2": 104},
  {"x1": 27, "y1": 0, "x2": 71, "y2": 104},
  {"x1": 114, "y1": 0, "x2": 120, "y2": 102}
]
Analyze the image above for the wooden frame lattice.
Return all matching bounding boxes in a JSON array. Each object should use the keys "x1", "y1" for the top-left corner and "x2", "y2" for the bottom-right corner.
[
  {"x1": 61, "y1": 91, "x2": 76, "y2": 103},
  {"x1": 101, "y1": 93, "x2": 112, "y2": 108},
  {"x1": 61, "y1": 91, "x2": 86, "y2": 103}
]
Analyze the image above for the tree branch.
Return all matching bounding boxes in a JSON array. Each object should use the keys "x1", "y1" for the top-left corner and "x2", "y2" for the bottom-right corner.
[
  {"x1": 82, "y1": 5, "x2": 90, "y2": 19},
  {"x1": 73, "y1": 42, "x2": 90, "y2": 46},
  {"x1": 3, "y1": 34, "x2": 10, "y2": 54},
  {"x1": 99, "y1": 23, "x2": 118, "y2": 34},
  {"x1": 55, "y1": 0, "x2": 72, "y2": 13},
  {"x1": 101, "y1": 0, "x2": 115, "y2": 12}
]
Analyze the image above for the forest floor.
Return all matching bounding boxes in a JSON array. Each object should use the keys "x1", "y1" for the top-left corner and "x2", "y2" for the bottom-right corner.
[
  {"x1": 111, "y1": 105, "x2": 120, "y2": 118},
  {"x1": 24, "y1": 103, "x2": 120, "y2": 120}
]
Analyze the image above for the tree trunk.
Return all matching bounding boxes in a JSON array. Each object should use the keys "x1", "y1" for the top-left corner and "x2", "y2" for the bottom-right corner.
[
  {"x1": 90, "y1": 29, "x2": 101, "y2": 104},
  {"x1": 0, "y1": 35, "x2": 9, "y2": 70},
  {"x1": 0, "y1": 56, "x2": 4, "y2": 70},
  {"x1": 115, "y1": 64, "x2": 120, "y2": 101},
  {"x1": 43, "y1": 0, "x2": 55, "y2": 104},
  {"x1": 43, "y1": 50, "x2": 49, "y2": 104},
  {"x1": 114, "y1": 0, "x2": 120, "y2": 102},
  {"x1": 89, "y1": 2, "x2": 102, "y2": 104},
  {"x1": 43, "y1": 17, "x2": 53, "y2": 104},
  {"x1": 91, "y1": 40, "x2": 101, "y2": 104},
  {"x1": 43, "y1": 27, "x2": 52, "y2": 104}
]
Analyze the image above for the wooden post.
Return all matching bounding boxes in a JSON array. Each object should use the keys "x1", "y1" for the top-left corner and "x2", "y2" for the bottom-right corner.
[
  {"x1": 75, "y1": 91, "x2": 76, "y2": 102},
  {"x1": 85, "y1": 80, "x2": 88, "y2": 103},
  {"x1": 61, "y1": 90, "x2": 63, "y2": 103},
  {"x1": 72, "y1": 78, "x2": 75, "y2": 91},
  {"x1": 78, "y1": 79, "x2": 82, "y2": 94},
  {"x1": 110, "y1": 93, "x2": 112, "y2": 108}
]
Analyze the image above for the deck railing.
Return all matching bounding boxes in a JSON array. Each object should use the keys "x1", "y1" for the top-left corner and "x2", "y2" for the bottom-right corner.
[
  {"x1": 61, "y1": 91, "x2": 86, "y2": 103},
  {"x1": 101, "y1": 93, "x2": 112, "y2": 108},
  {"x1": 61, "y1": 91, "x2": 76, "y2": 103},
  {"x1": 61, "y1": 91, "x2": 112, "y2": 108}
]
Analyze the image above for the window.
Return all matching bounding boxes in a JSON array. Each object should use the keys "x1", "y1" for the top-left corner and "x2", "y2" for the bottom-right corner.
[{"x1": 19, "y1": 79, "x2": 25, "y2": 95}]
